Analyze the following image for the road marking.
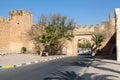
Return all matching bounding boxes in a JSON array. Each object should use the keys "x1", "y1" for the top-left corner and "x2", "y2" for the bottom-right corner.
[{"x1": 2, "y1": 65, "x2": 14, "y2": 68}]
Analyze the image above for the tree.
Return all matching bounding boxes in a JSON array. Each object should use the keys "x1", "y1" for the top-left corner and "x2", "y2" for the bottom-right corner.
[
  {"x1": 29, "y1": 14, "x2": 75, "y2": 55},
  {"x1": 91, "y1": 34, "x2": 105, "y2": 56},
  {"x1": 28, "y1": 24, "x2": 45, "y2": 55},
  {"x1": 86, "y1": 42, "x2": 91, "y2": 48}
]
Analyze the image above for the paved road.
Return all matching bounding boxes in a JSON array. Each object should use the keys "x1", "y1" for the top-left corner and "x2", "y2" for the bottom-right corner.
[{"x1": 0, "y1": 56, "x2": 93, "y2": 80}]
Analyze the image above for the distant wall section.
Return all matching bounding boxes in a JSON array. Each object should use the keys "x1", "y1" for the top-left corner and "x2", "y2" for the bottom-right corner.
[{"x1": 0, "y1": 17, "x2": 10, "y2": 52}]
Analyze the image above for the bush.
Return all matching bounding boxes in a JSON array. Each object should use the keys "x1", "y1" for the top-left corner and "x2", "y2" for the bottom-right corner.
[{"x1": 21, "y1": 47, "x2": 27, "y2": 53}]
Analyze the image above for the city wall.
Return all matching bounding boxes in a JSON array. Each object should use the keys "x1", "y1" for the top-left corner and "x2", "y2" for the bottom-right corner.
[
  {"x1": 64, "y1": 12, "x2": 116, "y2": 57},
  {"x1": 0, "y1": 10, "x2": 33, "y2": 53},
  {"x1": 0, "y1": 9, "x2": 117, "y2": 59}
]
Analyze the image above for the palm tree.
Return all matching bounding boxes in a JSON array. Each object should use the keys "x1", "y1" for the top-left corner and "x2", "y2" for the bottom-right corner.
[
  {"x1": 91, "y1": 34, "x2": 104, "y2": 47},
  {"x1": 91, "y1": 34, "x2": 105, "y2": 56}
]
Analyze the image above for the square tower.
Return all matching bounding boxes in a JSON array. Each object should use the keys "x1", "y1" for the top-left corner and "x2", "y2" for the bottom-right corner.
[{"x1": 9, "y1": 10, "x2": 33, "y2": 53}]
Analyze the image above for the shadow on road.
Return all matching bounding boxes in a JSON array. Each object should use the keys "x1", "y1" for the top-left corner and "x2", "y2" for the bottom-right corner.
[
  {"x1": 43, "y1": 53, "x2": 93, "y2": 80},
  {"x1": 44, "y1": 71, "x2": 81, "y2": 80},
  {"x1": 61, "y1": 59, "x2": 91, "y2": 67}
]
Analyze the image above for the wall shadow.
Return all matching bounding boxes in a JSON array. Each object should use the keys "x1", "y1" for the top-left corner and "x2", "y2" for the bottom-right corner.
[
  {"x1": 84, "y1": 73, "x2": 118, "y2": 80},
  {"x1": 83, "y1": 58, "x2": 120, "y2": 80},
  {"x1": 98, "y1": 32, "x2": 116, "y2": 60}
]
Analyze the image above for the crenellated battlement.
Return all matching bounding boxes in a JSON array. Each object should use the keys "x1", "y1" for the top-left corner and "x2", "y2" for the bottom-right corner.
[
  {"x1": 73, "y1": 25, "x2": 94, "y2": 35},
  {"x1": 73, "y1": 17, "x2": 114, "y2": 35},
  {"x1": 0, "y1": 9, "x2": 33, "y2": 53},
  {"x1": 0, "y1": 16, "x2": 4, "y2": 22},
  {"x1": 0, "y1": 16, "x2": 9, "y2": 23},
  {"x1": 75, "y1": 24, "x2": 96, "y2": 29},
  {"x1": 9, "y1": 10, "x2": 31, "y2": 16},
  {"x1": 9, "y1": 10, "x2": 32, "y2": 19},
  {"x1": 0, "y1": 9, "x2": 116, "y2": 54},
  {"x1": 73, "y1": 23, "x2": 107, "y2": 35}
]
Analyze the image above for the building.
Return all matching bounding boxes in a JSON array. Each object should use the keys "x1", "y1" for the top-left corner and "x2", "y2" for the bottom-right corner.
[{"x1": 0, "y1": 10, "x2": 33, "y2": 53}]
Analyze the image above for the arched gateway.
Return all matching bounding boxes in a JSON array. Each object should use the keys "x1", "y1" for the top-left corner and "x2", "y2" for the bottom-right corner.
[
  {"x1": 65, "y1": 26, "x2": 95, "y2": 56},
  {"x1": 72, "y1": 34, "x2": 93, "y2": 56},
  {"x1": 65, "y1": 11, "x2": 117, "y2": 57}
]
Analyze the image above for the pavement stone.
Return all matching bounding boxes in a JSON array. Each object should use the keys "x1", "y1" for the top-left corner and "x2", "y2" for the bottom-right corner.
[{"x1": 83, "y1": 58, "x2": 120, "y2": 80}]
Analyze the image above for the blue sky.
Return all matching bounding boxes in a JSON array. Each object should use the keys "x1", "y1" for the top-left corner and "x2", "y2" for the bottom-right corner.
[{"x1": 0, "y1": 0, "x2": 120, "y2": 26}]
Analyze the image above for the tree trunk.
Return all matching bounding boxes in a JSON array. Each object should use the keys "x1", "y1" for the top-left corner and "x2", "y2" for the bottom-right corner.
[{"x1": 91, "y1": 45, "x2": 97, "y2": 57}]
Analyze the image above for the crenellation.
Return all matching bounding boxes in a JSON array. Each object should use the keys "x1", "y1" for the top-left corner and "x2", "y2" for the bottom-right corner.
[
  {"x1": 0, "y1": 17, "x2": 4, "y2": 22},
  {"x1": 9, "y1": 10, "x2": 23, "y2": 16},
  {"x1": 89, "y1": 24, "x2": 94, "y2": 28},
  {"x1": 102, "y1": 21, "x2": 109, "y2": 27},
  {"x1": 88, "y1": 25, "x2": 95, "y2": 30},
  {"x1": 0, "y1": 17, "x2": 9, "y2": 24},
  {"x1": 74, "y1": 24, "x2": 95, "y2": 34},
  {"x1": 95, "y1": 24, "x2": 100, "y2": 28},
  {"x1": 0, "y1": 10, "x2": 33, "y2": 53},
  {"x1": 79, "y1": 25, "x2": 83, "y2": 28},
  {"x1": 9, "y1": 10, "x2": 32, "y2": 19},
  {"x1": 74, "y1": 22, "x2": 113, "y2": 35},
  {"x1": 0, "y1": 9, "x2": 117, "y2": 55},
  {"x1": 0, "y1": 17, "x2": 8, "y2": 22},
  {"x1": 83, "y1": 24, "x2": 88, "y2": 28}
]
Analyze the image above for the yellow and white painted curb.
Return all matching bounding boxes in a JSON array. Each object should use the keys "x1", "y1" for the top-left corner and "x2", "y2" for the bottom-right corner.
[
  {"x1": 0, "y1": 55, "x2": 67, "y2": 69},
  {"x1": 0, "y1": 65, "x2": 15, "y2": 69}
]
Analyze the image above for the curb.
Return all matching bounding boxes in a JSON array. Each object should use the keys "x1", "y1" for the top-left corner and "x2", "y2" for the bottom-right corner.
[{"x1": 0, "y1": 55, "x2": 67, "y2": 69}]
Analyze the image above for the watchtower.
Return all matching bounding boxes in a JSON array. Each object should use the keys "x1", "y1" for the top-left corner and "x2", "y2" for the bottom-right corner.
[{"x1": 9, "y1": 10, "x2": 33, "y2": 53}]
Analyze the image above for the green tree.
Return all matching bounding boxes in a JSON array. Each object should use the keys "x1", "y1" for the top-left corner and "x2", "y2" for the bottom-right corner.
[
  {"x1": 29, "y1": 14, "x2": 75, "y2": 55},
  {"x1": 91, "y1": 34, "x2": 105, "y2": 56},
  {"x1": 86, "y1": 42, "x2": 91, "y2": 48}
]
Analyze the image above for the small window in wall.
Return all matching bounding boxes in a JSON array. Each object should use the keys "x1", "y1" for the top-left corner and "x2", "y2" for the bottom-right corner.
[{"x1": 17, "y1": 23, "x2": 19, "y2": 24}]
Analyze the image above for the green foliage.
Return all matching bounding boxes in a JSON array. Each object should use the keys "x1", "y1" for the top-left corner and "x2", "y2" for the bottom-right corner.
[
  {"x1": 91, "y1": 34, "x2": 105, "y2": 56},
  {"x1": 91, "y1": 34, "x2": 105, "y2": 47},
  {"x1": 21, "y1": 47, "x2": 27, "y2": 53},
  {"x1": 78, "y1": 43, "x2": 84, "y2": 48},
  {"x1": 86, "y1": 42, "x2": 91, "y2": 48},
  {"x1": 29, "y1": 14, "x2": 75, "y2": 55},
  {"x1": 37, "y1": 14, "x2": 75, "y2": 46},
  {"x1": 65, "y1": 34, "x2": 74, "y2": 41},
  {"x1": 78, "y1": 42, "x2": 91, "y2": 48}
]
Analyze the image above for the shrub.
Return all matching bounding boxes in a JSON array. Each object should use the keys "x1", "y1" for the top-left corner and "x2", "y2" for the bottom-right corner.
[{"x1": 21, "y1": 47, "x2": 27, "y2": 53}]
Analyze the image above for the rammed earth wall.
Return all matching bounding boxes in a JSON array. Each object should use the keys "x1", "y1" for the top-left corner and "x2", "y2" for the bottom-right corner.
[{"x1": 115, "y1": 8, "x2": 120, "y2": 61}]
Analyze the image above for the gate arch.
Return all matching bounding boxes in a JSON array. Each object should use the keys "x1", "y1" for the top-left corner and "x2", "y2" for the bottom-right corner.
[{"x1": 64, "y1": 34, "x2": 93, "y2": 56}]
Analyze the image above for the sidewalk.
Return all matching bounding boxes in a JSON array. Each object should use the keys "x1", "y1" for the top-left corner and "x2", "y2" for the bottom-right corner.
[
  {"x1": 83, "y1": 58, "x2": 120, "y2": 80},
  {"x1": 0, "y1": 54, "x2": 67, "y2": 68}
]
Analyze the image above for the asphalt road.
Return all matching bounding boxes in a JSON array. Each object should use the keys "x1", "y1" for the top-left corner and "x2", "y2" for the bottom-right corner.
[{"x1": 0, "y1": 55, "x2": 93, "y2": 80}]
